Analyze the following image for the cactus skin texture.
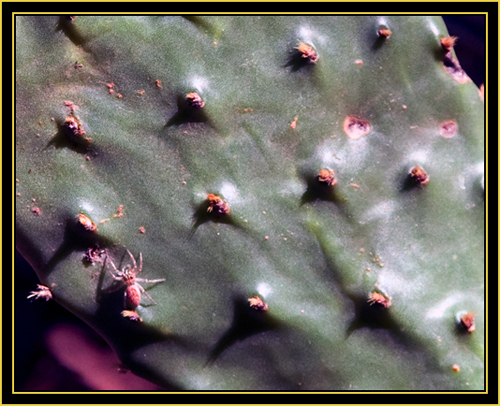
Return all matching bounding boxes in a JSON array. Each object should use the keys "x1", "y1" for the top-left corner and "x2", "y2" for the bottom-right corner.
[{"x1": 16, "y1": 16, "x2": 484, "y2": 390}]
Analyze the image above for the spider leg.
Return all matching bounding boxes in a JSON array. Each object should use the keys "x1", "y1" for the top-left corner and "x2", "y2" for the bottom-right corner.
[
  {"x1": 106, "y1": 254, "x2": 118, "y2": 272},
  {"x1": 136, "y1": 283, "x2": 157, "y2": 305},
  {"x1": 126, "y1": 249, "x2": 137, "y2": 271},
  {"x1": 138, "y1": 252, "x2": 143, "y2": 275},
  {"x1": 108, "y1": 271, "x2": 123, "y2": 281},
  {"x1": 135, "y1": 277, "x2": 166, "y2": 284},
  {"x1": 106, "y1": 257, "x2": 123, "y2": 281}
]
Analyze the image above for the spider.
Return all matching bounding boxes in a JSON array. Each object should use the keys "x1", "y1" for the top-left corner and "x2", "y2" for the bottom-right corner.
[{"x1": 106, "y1": 249, "x2": 165, "y2": 309}]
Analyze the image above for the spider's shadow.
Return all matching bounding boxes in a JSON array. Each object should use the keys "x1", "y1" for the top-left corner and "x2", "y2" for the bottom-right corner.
[{"x1": 96, "y1": 252, "x2": 127, "y2": 303}]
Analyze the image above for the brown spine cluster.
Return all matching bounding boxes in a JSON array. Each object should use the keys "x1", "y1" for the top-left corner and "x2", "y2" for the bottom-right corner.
[
  {"x1": 64, "y1": 115, "x2": 87, "y2": 138},
  {"x1": 121, "y1": 310, "x2": 143, "y2": 322},
  {"x1": 207, "y1": 194, "x2": 230, "y2": 215},
  {"x1": 295, "y1": 41, "x2": 318, "y2": 63},
  {"x1": 410, "y1": 166, "x2": 429, "y2": 185},
  {"x1": 440, "y1": 36, "x2": 458, "y2": 51},
  {"x1": 78, "y1": 213, "x2": 97, "y2": 232},
  {"x1": 248, "y1": 296, "x2": 268, "y2": 311},
  {"x1": 368, "y1": 292, "x2": 391, "y2": 308},
  {"x1": 460, "y1": 312, "x2": 475, "y2": 332},
  {"x1": 186, "y1": 92, "x2": 205, "y2": 108},
  {"x1": 378, "y1": 28, "x2": 392, "y2": 38},
  {"x1": 317, "y1": 168, "x2": 337, "y2": 186}
]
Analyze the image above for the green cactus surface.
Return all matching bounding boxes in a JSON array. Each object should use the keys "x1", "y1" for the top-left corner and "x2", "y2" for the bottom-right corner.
[{"x1": 16, "y1": 15, "x2": 484, "y2": 390}]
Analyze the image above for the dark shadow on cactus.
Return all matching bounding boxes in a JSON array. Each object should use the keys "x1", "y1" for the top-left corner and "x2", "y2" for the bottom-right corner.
[
  {"x1": 300, "y1": 173, "x2": 338, "y2": 205},
  {"x1": 181, "y1": 15, "x2": 213, "y2": 33},
  {"x1": 44, "y1": 118, "x2": 95, "y2": 157},
  {"x1": 56, "y1": 16, "x2": 87, "y2": 48},
  {"x1": 313, "y1": 230, "x2": 432, "y2": 349},
  {"x1": 15, "y1": 229, "x2": 46, "y2": 277},
  {"x1": 206, "y1": 295, "x2": 280, "y2": 366},
  {"x1": 400, "y1": 174, "x2": 423, "y2": 192},
  {"x1": 95, "y1": 252, "x2": 129, "y2": 304},
  {"x1": 119, "y1": 352, "x2": 185, "y2": 391},
  {"x1": 284, "y1": 49, "x2": 316, "y2": 72},
  {"x1": 372, "y1": 36, "x2": 387, "y2": 51},
  {"x1": 474, "y1": 176, "x2": 485, "y2": 201},
  {"x1": 93, "y1": 276, "x2": 182, "y2": 349},
  {"x1": 345, "y1": 294, "x2": 400, "y2": 338},
  {"x1": 40, "y1": 215, "x2": 110, "y2": 278},
  {"x1": 300, "y1": 174, "x2": 352, "y2": 220},
  {"x1": 344, "y1": 294, "x2": 443, "y2": 375},
  {"x1": 400, "y1": 174, "x2": 418, "y2": 192},
  {"x1": 189, "y1": 199, "x2": 243, "y2": 238},
  {"x1": 399, "y1": 170, "x2": 428, "y2": 193},
  {"x1": 166, "y1": 94, "x2": 210, "y2": 127},
  {"x1": 91, "y1": 286, "x2": 189, "y2": 391}
]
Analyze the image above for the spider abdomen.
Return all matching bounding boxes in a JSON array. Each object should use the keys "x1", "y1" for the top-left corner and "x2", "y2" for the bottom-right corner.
[{"x1": 125, "y1": 285, "x2": 142, "y2": 309}]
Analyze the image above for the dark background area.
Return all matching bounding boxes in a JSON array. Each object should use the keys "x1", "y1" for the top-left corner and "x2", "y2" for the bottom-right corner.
[
  {"x1": 14, "y1": 15, "x2": 486, "y2": 392},
  {"x1": 442, "y1": 15, "x2": 486, "y2": 87}
]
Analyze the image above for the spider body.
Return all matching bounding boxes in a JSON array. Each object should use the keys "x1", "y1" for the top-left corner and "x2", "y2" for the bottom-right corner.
[
  {"x1": 125, "y1": 284, "x2": 142, "y2": 309},
  {"x1": 106, "y1": 250, "x2": 165, "y2": 309}
]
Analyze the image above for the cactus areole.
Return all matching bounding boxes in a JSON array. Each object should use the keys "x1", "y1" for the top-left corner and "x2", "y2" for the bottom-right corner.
[{"x1": 15, "y1": 15, "x2": 484, "y2": 391}]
